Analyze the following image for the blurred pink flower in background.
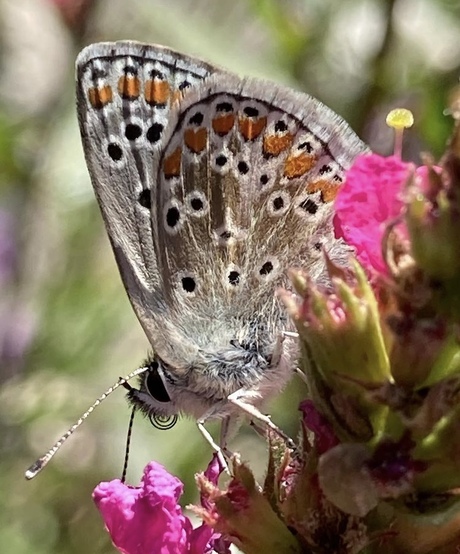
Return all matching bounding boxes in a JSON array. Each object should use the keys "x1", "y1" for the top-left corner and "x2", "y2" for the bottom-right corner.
[{"x1": 48, "y1": 0, "x2": 95, "y2": 31}]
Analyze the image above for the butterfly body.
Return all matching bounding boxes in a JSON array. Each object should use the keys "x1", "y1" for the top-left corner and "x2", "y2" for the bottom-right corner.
[{"x1": 76, "y1": 41, "x2": 369, "y2": 426}]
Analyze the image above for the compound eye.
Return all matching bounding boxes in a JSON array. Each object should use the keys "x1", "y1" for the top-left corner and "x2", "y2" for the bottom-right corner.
[{"x1": 144, "y1": 362, "x2": 170, "y2": 403}]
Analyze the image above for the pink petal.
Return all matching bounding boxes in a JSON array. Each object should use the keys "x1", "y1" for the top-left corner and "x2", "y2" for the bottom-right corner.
[
  {"x1": 334, "y1": 153, "x2": 412, "y2": 275},
  {"x1": 189, "y1": 524, "x2": 215, "y2": 554},
  {"x1": 200, "y1": 453, "x2": 224, "y2": 511},
  {"x1": 93, "y1": 462, "x2": 192, "y2": 554},
  {"x1": 203, "y1": 453, "x2": 224, "y2": 486},
  {"x1": 195, "y1": 454, "x2": 231, "y2": 554}
]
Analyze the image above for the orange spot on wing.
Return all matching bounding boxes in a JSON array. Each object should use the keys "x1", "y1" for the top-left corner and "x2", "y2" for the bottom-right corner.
[
  {"x1": 87, "y1": 85, "x2": 113, "y2": 109},
  {"x1": 145, "y1": 80, "x2": 170, "y2": 105},
  {"x1": 263, "y1": 133, "x2": 294, "y2": 156},
  {"x1": 283, "y1": 153, "x2": 317, "y2": 179},
  {"x1": 306, "y1": 179, "x2": 340, "y2": 203},
  {"x1": 238, "y1": 116, "x2": 267, "y2": 141},
  {"x1": 212, "y1": 114, "x2": 235, "y2": 136},
  {"x1": 163, "y1": 147, "x2": 182, "y2": 178},
  {"x1": 184, "y1": 128, "x2": 208, "y2": 154},
  {"x1": 117, "y1": 76, "x2": 140, "y2": 99}
]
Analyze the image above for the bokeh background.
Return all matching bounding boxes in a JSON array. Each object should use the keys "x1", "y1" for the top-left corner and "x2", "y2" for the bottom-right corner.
[{"x1": 1, "y1": 0, "x2": 459, "y2": 552}]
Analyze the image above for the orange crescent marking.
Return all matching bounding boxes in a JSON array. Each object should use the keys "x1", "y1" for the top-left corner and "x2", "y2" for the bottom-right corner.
[
  {"x1": 88, "y1": 85, "x2": 113, "y2": 109},
  {"x1": 263, "y1": 133, "x2": 294, "y2": 156},
  {"x1": 306, "y1": 179, "x2": 340, "y2": 203},
  {"x1": 184, "y1": 128, "x2": 208, "y2": 154},
  {"x1": 212, "y1": 114, "x2": 235, "y2": 136},
  {"x1": 163, "y1": 147, "x2": 182, "y2": 178},
  {"x1": 117, "y1": 76, "x2": 140, "y2": 99},
  {"x1": 145, "y1": 80, "x2": 170, "y2": 105},
  {"x1": 283, "y1": 153, "x2": 317, "y2": 179},
  {"x1": 238, "y1": 116, "x2": 267, "y2": 141}
]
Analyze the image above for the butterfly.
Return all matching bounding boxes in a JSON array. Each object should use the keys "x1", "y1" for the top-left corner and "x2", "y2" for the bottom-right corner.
[{"x1": 75, "y1": 40, "x2": 368, "y2": 452}]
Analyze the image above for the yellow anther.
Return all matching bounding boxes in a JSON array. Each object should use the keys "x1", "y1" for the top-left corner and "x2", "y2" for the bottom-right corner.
[{"x1": 386, "y1": 109, "x2": 414, "y2": 130}]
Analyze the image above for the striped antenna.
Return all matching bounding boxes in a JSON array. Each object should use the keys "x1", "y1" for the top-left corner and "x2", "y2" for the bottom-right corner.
[
  {"x1": 121, "y1": 407, "x2": 136, "y2": 484},
  {"x1": 24, "y1": 366, "x2": 149, "y2": 480}
]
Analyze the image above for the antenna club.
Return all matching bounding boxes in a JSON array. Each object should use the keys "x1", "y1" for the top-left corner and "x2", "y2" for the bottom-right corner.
[{"x1": 25, "y1": 457, "x2": 48, "y2": 480}]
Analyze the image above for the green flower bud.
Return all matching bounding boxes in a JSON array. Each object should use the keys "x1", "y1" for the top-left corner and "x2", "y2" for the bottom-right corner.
[{"x1": 281, "y1": 260, "x2": 391, "y2": 440}]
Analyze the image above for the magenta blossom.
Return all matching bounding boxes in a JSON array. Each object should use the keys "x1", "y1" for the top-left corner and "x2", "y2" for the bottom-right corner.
[
  {"x1": 334, "y1": 154, "x2": 412, "y2": 275},
  {"x1": 93, "y1": 457, "x2": 224, "y2": 554}
]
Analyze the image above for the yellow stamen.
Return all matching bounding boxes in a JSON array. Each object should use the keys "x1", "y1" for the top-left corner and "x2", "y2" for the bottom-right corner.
[
  {"x1": 386, "y1": 109, "x2": 414, "y2": 158},
  {"x1": 386, "y1": 109, "x2": 414, "y2": 130}
]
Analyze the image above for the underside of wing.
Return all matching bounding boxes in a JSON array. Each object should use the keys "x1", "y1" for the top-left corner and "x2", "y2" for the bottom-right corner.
[
  {"x1": 76, "y1": 41, "x2": 224, "y2": 336},
  {"x1": 150, "y1": 73, "x2": 369, "y2": 343}
]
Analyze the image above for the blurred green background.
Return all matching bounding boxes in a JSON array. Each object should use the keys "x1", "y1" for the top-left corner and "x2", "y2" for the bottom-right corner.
[{"x1": 1, "y1": 0, "x2": 459, "y2": 552}]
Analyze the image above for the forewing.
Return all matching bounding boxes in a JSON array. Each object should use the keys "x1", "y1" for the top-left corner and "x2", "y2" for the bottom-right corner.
[{"x1": 76, "y1": 42, "x2": 224, "y2": 358}]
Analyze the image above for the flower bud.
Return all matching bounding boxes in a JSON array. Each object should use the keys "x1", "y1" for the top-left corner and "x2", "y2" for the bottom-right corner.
[{"x1": 196, "y1": 458, "x2": 302, "y2": 554}]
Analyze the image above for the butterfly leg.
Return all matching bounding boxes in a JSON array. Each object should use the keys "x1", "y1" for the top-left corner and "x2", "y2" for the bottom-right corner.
[
  {"x1": 196, "y1": 417, "x2": 230, "y2": 473},
  {"x1": 219, "y1": 416, "x2": 233, "y2": 457},
  {"x1": 227, "y1": 390, "x2": 296, "y2": 450}
]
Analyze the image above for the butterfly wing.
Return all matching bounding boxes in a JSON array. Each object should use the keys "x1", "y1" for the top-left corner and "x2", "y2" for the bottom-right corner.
[
  {"x1": 77, "y1": 42, "x2": 369, "y2": 392},
  {"x1": 150, "y1": 73, "x2": 369, "y2": 353},
  {"x1": 76, "y1": 42, "x2": 226, "y2": 364}
]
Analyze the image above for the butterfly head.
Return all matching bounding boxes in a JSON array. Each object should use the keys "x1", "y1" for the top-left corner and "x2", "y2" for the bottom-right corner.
[{"x1": 126, "y1": 357, "x2": 182, "y2": 427}]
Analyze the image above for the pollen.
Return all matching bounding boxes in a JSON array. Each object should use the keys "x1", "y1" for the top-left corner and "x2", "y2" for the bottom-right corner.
[{"x1": 386, "y1": 109, "x2": 414, "y2": 130}]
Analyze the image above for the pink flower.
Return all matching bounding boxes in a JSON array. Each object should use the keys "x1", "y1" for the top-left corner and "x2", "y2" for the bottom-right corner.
[
  {"x1": 93, "y1": 457, "x2": 224, "y2": 554},
  {"x1": 333, "y1": 154, "x2": 412, "y2": 275}
]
